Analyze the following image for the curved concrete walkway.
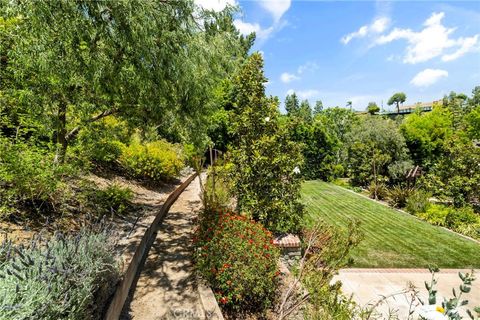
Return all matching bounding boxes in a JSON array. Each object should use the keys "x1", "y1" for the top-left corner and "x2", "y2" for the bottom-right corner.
[
  {"x1": 121, "y1": 177, "x2": 218, "y2": 320},
  {"x1": 334, "y1": 268, "x2": 480, "y2": 318}
]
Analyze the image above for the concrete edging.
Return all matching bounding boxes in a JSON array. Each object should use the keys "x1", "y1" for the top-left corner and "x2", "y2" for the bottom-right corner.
[
  {"x1": 104, "y1": 173, "x2": 198, "y2": 320},
  {"x1": 197, "y1": 276, "x2": 225, "y2": 320}
]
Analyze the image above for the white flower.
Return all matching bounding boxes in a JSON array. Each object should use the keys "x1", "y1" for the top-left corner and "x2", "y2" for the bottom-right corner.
[
  {"x1": 264, "y1": 116, "x2": 270, "y2": 122},
  {"x1": 293, "y1": 166, "x2": 301, "y2": 174},
  {"x1": 417, "y1": 305, "x2": 447, "y2": 320}
]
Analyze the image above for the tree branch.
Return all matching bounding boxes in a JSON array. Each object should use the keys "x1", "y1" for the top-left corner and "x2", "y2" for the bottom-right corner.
[{"x1": 65, "y1": 108, "x2": 118, "y2": 142}]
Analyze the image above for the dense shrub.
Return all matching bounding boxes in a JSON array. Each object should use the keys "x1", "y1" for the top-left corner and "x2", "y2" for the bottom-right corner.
[
  {"x1": 119, "y1": 140, "x2": 185, "y2": 182},
  {"x1": 0, "y1": 230, "x2": 119, "y2": 319},
  {"x1": 444, "y1": 206, "x2": 479, "y2": 229},
  {"x1": 405, "y1": 189, "x2": 432, "y2": 214},
  {"x1": 194, "y1": 209, "x2": 280, "y2": 312},
  {"x1": 368, "y1": 182, "x2": 388, "y2": 200},
  {"x1": 77, "y1": 117, "x2": 131, "y2": 164},
  {"x1": 82, "y1": 183, "x2": 134, "y2": 216},
  {"x1": 417, "y1": 204, "x2": 452, "y2": 226},
  {"x1": 387, "y1": 185, "x2": 414, "y2": 208},
  {"x1": 0, "y1": 139, "x2": 75, "y2": 219}
]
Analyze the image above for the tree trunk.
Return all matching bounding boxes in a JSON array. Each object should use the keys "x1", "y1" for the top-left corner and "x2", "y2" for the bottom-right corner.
[
  {"x1": 54, "y1": 101, "x2": 68, "y2": 164},
  {"x1": 396, "y1": 102, "x2": 400, "y2": 114}
]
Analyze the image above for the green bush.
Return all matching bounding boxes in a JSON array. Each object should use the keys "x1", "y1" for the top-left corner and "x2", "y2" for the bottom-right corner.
[
  {"x1": 194, "y1": 209, "x2": 280, "y2": 312},
  {"x1": 119, "y1": 140, "x2": 185, "y2": 182},
  {"x1": 405, "y1": 189, "x2": 432, "y2": 214},
  {"x1": 77, "y1": 117, "x2": 132, "y2": 164},
  {"x1": 202, "y1": 163, "x2": 233, "y2": 211},
  {"x1": 95, "y1": 183, "x2": 134, "y2": 216},
  {"x1": 417, "y1": 204, "x2": 453, "y2": 226},
  {"x1": 0, "y1": 230, "x2": 119, "y2": 320},
  {"x1": 455, "y1": 223, "x2": 480, "y2": 240},
  {"x1": 445, "y1": 206, "x2": 479, "y2": 229},
  {"x1": 0, "y1": 139, "x2": 75, "y2": 219},
  {"x1": 387, "y1": 185, "x2": 414, "y2": 208},
  {"x1": 368, "y1": 182, "x2": 388, "y2": 200}
]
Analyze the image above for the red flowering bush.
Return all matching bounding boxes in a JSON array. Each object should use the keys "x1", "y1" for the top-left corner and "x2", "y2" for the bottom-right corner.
[{"x1": 194, "y1": 209, "x2": 280, "y2": 312}]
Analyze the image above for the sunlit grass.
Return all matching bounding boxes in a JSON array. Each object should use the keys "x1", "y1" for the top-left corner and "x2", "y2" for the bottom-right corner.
[{"x1": 302, "y1": 180, "x2": 480, "y2": 268}]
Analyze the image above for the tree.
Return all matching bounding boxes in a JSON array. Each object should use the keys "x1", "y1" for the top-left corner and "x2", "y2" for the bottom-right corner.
[
  {"x1": 1, "y1": 1, "x2": 243, "y2": 162},
  {"x1": 346, "y1": 116, "x2": 412, "y2": 186},
  {"x1": 298, "y1": 99, "x2": 313, "y2": 122},
  {"x1": 313, "y1": 100, "x2": 323, "y2": 115},
  {"x1": 388, "y1": 92, "x2": 407, "y2": 114},
  {"x1": 367, "y1": 102, "x2": 380, "y2": 115},
  {"x1": 285, "y1": 93, "x2": 300, "y2": 116},
  {"x1": 426, "y1": 135, "x2": 480, "y2": 207},
  {"x1": 230, "y1": 53, "x2": 304, "y2": 233},
  {"x1": 401, "y1": 105, "x2": 453, "y2": 166},
  {"x1": 346, "y1": 100, "x2": 353, "y2": 111},
  {"x1": 468, "y1": 86, "x2": 480, "y2": 108},
  {"x1": 319, "y1": 107, "x2": 357, "y2": 168}
]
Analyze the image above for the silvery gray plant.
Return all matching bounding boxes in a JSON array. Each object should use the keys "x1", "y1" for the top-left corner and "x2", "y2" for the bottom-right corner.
[{"x1": 0, "y1": 229, "x2": 118, "y2": 320}]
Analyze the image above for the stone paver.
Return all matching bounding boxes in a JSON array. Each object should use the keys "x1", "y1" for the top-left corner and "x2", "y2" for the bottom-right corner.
[
  {"x1": 122, "y1": 177, "x2": 205, "y2": 320},
  {"x1": 334, "y1": 268, "x2": 480, "y2": 318}
]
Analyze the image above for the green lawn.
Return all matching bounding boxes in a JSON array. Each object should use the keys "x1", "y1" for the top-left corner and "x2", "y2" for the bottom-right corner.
[{"x1": 301, "y1": 181, "x2": 480, "y2": 268}]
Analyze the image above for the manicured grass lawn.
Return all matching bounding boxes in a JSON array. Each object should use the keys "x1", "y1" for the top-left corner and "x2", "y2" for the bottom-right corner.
[{"x1": 301, "y1": 181, "x2": 480, "y2": 268}]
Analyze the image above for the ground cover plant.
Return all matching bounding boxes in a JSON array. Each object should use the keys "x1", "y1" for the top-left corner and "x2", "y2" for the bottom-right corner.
[
  {"x1": 301, "y1": 181, "x2": 480, "y2": 268},
  {"x1": 0, "y1": 229, "x2": 118, "y2": 320}
]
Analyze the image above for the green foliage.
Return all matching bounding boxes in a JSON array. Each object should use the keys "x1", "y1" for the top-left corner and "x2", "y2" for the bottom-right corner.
[
  {"x1": 77, "y1": 117, "x2": 132, "y2": 164},
  {"x1": 194, "y1": 209, "x2": 280, "y2": 312},
  {"x1": 387, "y1": 92, "x2": 406, "y2": 113},
  {"x1": 230, "y1": 53, "x2": 304, "y2": 233},
  {"x1": 426, "y1": 135, "x2": 480, "y2": 207},
  {"x1": 368, "y1": 181, "x2": 388, "y2": 200},
  {"x1": 1, "y1": 0, "x2": 244, "y2": 163},
  {"x1": 416, "y1": 204, "x2": 480, "y2": 239},
  {"x1": 401, "y1": 105, "x2": 453, "y2": 166},
  {"x1": 346, "y1": 116, "x2": 411, "y2": 186},
  {"x1": 387, "y1": 185, "x2": 414, "y2": 208},
  {"x1": 366, "y1": 102, "x2": 380, "y2": 115},
  {"x1": 202, "y1": 162, "x2": 233, "y2": 211},
  {"x1": 444, "y1": 206, "x2": 477, "y2": 229},
  {"x1": 0, "y1": 138, "x2": 75, "y2": 219},
  {"x1": 405, "y1": 189, "x2": 432, "y2": 214},
  {"x1": 422, "y1": 268, "x2": 477, "y2": 320},
  {"x1": 301, "y1": 221, "x2": 362, "y2": 319},
  {"x1": 119, "y1": 140, "x2": 185, "y2": 182},
  {"x1": 417, "y1": 204, "x2": 453, "y2": 226},
  {"x1": 94, "y1": 183, "x2": 134, "y2": 216},
  {"x1": 0, "y1": 230, "x2": 119, "y2": 320},
  {"x1": 285, "y1": 93, "x2": 300, "y2": 116}
]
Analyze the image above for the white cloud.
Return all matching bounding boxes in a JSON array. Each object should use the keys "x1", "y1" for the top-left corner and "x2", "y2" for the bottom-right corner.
[
  {"x1": 297, "y1": 61, "x2": 319, "y2": 74},
  {"x1": 233, "y1": 19, "x2": 274, "y2": 40},
  {"x1": 442, "y1": 35, "x2": 479, "y2": 62},
  {"x1": 195, "y1": 0, "x2": 237, "y2": 12},
  {"x1": 342, "y1": 17, "x2": 390, "y2": 44},
  {"x1": 280, "y1": 72, "x2": 300, "y2": 83},
  {"x1": 375, "y1": 12, "x2": 479, "y2": 64},
  {"x1": 410, "y1": 69, "x2": 448, "y2": 87},
  {"x1": 259, "y1": 0, "x2": 291, "y2": 22},
  {"x1": 286, "y1": 89, "x2": 320, "y2": 100}
]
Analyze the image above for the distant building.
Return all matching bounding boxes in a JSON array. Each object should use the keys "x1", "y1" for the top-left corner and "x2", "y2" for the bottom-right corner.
[{"x1": 382, "y1": 100, "x2": 442, "y2": 116}]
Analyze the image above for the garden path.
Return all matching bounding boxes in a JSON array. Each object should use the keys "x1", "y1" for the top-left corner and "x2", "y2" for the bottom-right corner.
[
  {"x1": 334, "y1": 268, "x2": 480, "y2": 318},
  {"x1": 120, "y1": 176, "x2": 209, "y2": 320}
]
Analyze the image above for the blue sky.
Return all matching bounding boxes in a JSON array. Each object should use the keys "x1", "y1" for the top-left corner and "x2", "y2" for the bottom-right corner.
[{"x1": 196, "y1": 0, "x2": 480, "y2": 112}]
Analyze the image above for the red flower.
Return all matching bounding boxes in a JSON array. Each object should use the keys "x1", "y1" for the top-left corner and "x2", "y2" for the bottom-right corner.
[{"x1": 220, "y1": 297, "x2": 228, "y2": 304}]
